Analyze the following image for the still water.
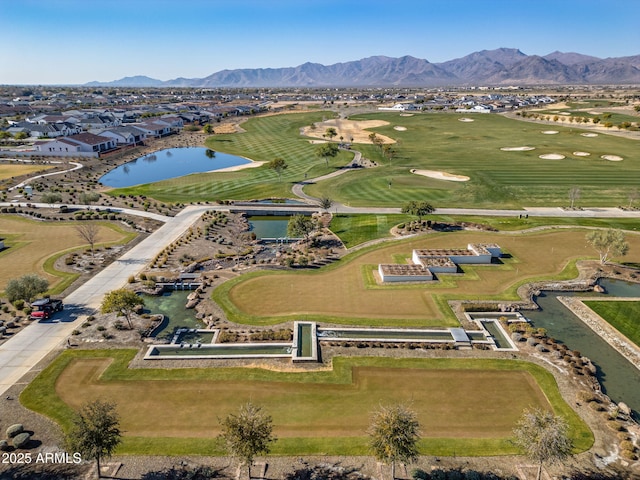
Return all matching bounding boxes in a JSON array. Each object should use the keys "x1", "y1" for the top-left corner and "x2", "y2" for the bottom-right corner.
[
  {"x1": 99, "y1": 147, "x2": 250, "y2": 187},
  {"x1": 525, "y1": 279, "x2": 640, "y2": 419}
]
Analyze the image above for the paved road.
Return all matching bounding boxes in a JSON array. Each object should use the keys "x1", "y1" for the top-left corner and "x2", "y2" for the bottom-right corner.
[{"x1": 0, "y1": 205, "x2": 210, "y2": 397}]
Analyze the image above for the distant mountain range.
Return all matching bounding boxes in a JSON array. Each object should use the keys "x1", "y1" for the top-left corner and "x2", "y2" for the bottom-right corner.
[{"x1": 86, "y1": 48, "x2": 640, "y2": 88}]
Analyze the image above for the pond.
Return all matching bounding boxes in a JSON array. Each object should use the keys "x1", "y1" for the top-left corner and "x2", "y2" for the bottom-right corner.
[
  {"x1": 99, "y1": 147, "x2": 251, "y2": 187},
  {"x1": 247, "y1": 216, "x2": 292, "y2": 239},
  {"x1": 526, "y1": 279, "x2": 640, "y2": 420},
  {"x1": 141, "y1": 290, "x2": 204, "y2": 341}
]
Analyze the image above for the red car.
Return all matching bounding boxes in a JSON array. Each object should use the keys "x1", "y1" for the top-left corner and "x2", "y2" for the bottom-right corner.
[{"x1": 30, "y1": 298, "x2": 64, "y2": 320}]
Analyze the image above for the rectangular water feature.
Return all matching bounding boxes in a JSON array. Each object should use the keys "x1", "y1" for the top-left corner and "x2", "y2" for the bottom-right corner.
[
  {"x1": 480, "y1": 320, "x2": 517, "y2": 350},
  {"x1": 317, "y1": 327, "x2": 456, "y2": 343},
  {"x1": 145, "y1": 343, "x2": 292, "y2": 360},
  {"x1": 292, "y1": 321, "x2": 317, "y2": 362}
]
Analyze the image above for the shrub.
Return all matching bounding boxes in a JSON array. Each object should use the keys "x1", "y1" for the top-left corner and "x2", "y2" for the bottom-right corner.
[
  {"x1": 6, "y1": 424, "x2": 24, "y2": 438},
  {"x1": 113, "y1": 320, "x2": 126, "y2": 330},
  {"x1": 71, "y1": 329, "x2": 80, "y2": 335},
  {"x1": 577, "y1": 390, "x2": 596, "y2": 403},
  {"x1": 620, "y1": 440, "x2": 635, "y2": 451},
  {"x1": 96, "y1": 325, "x2": 106, "y2": 331},
  {"x1": 13, "y1": 299, "x2": 25, "y2": 310},
  {"x1": 621, "y1": 449, "x2": 638, "y2": 460},
  {"x1": 12, "y1": 432, "x2": 30, "y2": 449},
  {"x1": 412, "y1": 469, "x2": 428, "y2": 480},
  {"x1": 127, "y1": 275, "x2": 135, "y2": 283}
]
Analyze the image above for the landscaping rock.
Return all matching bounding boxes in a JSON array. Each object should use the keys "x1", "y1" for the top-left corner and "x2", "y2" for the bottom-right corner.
[
  {"x1": 12, "y1": 432, "x2": 30, "y2": 449},
  {"x1": 618, "y1": 402, "x2": 632, "y2": 416},
  {"x1": 0, "y1": 440, "x2": 9, "y2": 451},
  {"x1": 6, "y1": 423, "x2": 24, "y2": 438}
]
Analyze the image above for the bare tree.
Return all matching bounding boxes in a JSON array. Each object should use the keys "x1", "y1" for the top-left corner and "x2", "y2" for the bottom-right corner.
[
  {"x1": 568, "y1": 187, "x2": 581, "y2": 209},
  {"x1": 628, "y1": 188, "x2": 639, "y2": 209},
  {"x1": 75, "y1": 222, "x2": 100, "y2": 258},
  {"x1": 513, "y1": 408, "x2": 573, "y2": 480}
]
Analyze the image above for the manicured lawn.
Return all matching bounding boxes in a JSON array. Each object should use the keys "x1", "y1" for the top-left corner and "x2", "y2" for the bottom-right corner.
[
  {"x1": 215, "y1": 229, "x2": 640, "y2": 327},
  {"x1": 106, "y1": 111, "x2": 640, "y2": 208},
  {"x1": 329, "y1": 214, "x2": 640, "y2": 248},
  {"x1": 20, "y1": 349, "x2": 592, "y2": 456},
  {"x1": 0, "y1": 215, "x2": 135, "y2": 293},
  {"x1": 583, "y1": 300, "x2": 640, "y2": 347},
  {"x1": 303, "y1": 112, "x2": 640, "y2": 208},
  {"x1": 329, "y1": 213, "x2": 412, "y2": 247},
  {"x1": 107, "y1": 112, "x2": 354, "y2": 202}
]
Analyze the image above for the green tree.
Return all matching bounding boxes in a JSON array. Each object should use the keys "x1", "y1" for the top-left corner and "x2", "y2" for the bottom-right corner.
[
  {"x1": 267, "y1": 157, "x2": 288, "y2": 182},
  {"x1": 202, "y1": 123, "x2": 214, "y2": 134},
  {"x1": 368, "y1": 404, "x2": 420, "y2": 480},
  {"x1": 315, "y1": 143, "x2": 339, "y2": 167},
  {"x1": 586, "y1": 229, "x2": 629, "y2": 265},
  {"x1": 100, "y1": 288, "x2": 144, "y2": 329},
  {"x1": 41, "y1": 192, "x2": 63, "y2": 205},
  {"x1": 6, "y1": 274, "x2": 49, "y2": 303},
  {"x1": 287, "y1": 214, "x2": 315, "y2": 242},
  {"x1": 14, "y1": 131, "x2": 28, "y2": 140},
  {"x1": 324, "y1": 127, "x2": 337, "y2": 141},
  {"x1": 401, "y1": 201, "x2": 435, "y2": 221},
  {"x1": 218, "y1": 402, "x2": 275, "y2": 480},
  {"x1": 513, "y1": 408, "x2": 573, "y2": 480},
  {"x1": 66, "y1": 400, "x2": 121, "y2": 479},
  {"x1": 79, "y1": 192, "x2": 100, "y2": 206},
  {"x1": 318, "y1": 196, "x2": 333, "y2": 212}
]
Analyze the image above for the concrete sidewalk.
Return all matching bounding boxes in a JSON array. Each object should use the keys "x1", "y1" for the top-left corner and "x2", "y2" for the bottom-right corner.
[{"x1": 0, "y1": 205, "x2": 210, "y2": 397}]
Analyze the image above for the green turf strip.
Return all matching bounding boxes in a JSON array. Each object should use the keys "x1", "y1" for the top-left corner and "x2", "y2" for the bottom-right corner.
[{"x1": 583, "y1": 300, "x2": 640, "y2": 347}]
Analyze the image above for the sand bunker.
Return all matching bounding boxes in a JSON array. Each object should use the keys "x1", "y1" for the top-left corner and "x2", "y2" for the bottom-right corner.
[
  {"x1": 458, "y1": 118, "x2": 475, "y2": 122},
  {"x1": 573, "y1": 152, "x2": 591, "y2": 157},
  {"x1": 211, "y1": 160, "x2": 266, "y2": 173},
  {"x1": 559, "y1": 112, "x2": 571, "y2": 115},
  {"x1": 601, "y1": 155, "x2": 623, "y2": 161},
  {"x1": 539, "y1": 154, "x2": 565, "y2": 160},
  {"x1": 399, "y1": 113, "x2": 414, "y2": 117},
  {"x1": 410, "y1": 169, "x2": 469, "y2": 182},
  {"x1": 500, "y1": 146, "x2": 535, "y2": 151},
  {"x1": 581, "y1": 133, "x2": 598, "y2": 137},
  {"x1": 308, "y1": 140, "x2": 328, "y2": 144},
  {"x1": 301, "y1": 118, "x2": 395, "y2": 144},
  {"x1": 393, "y1": 126, "x2": 407, "y2": 131},
  {"x1": 542, "y1": 130, "x2": 559, "y2": 135}
]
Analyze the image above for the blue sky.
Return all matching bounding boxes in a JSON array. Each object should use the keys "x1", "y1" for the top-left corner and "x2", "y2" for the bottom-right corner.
[{"x1": 1, "y1": 0, "x2": 639, "y2": 85}]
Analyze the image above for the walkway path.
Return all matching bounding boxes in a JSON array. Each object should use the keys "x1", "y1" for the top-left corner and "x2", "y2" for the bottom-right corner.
[
  {"x1": 0, "y1": 205, "x2": 209, "y2": 397},
  {"x1": 7, "y1": 160, "x2": 83, "y2": 192}
]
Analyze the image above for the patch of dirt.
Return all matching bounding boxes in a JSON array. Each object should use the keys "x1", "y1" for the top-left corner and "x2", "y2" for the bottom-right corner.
[{"x1": 301, "y1": 118, "x2": 395, "y2": 144}]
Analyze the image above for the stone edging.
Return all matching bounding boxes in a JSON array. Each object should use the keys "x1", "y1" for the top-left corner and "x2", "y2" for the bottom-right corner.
[{"x1": 557, "y1": 296, "x2": 640, "y2": 372}]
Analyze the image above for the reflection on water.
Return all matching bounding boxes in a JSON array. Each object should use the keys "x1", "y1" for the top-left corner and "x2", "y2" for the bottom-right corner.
[
  {"x1": 99, "y1": 147, "x2": 250, "y2": 187},
  {"x1": 526, "y1": 279, "x2": 640, "y2": 420}
]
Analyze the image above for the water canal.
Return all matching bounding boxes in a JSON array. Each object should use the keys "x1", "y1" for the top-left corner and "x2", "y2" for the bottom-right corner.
[{"x1": 526, "y1": 279, "x2": 640, "y2": 420}]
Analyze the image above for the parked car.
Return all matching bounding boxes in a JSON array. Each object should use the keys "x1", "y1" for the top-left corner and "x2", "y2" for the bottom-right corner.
[{"x1": 30, "y1": 298, "x2": 64, "y2": 320}]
